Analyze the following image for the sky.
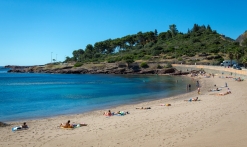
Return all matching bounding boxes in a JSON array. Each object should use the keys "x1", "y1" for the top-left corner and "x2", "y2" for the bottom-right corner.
[{"x1": 1, "y1": 0, "x2": 247, "y2": 66}]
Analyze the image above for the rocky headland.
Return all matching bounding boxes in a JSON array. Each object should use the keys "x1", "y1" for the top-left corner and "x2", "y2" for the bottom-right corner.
[{"x1": 5, "y1": 63, "x2": 189, "y2": 75}]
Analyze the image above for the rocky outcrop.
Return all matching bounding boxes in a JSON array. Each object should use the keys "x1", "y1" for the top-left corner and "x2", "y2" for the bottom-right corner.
[
  {"x1": 236, "y1": 31, "x2": 247, "y2": 46},
  {"x1": 6, "y1": 65, "x2": 186, "y2": 75}
]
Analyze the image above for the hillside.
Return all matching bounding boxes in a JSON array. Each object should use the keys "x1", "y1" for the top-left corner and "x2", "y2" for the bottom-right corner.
[
  {"x1": 236, "y1": 30, "x2": 247, "y2": 46},
  {"x1": 63, "y1": 24, "x2": 247, "y2": 67}
]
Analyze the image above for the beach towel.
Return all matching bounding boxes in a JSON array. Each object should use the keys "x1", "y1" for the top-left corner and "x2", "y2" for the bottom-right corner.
[{"x1": 12, "y1": 126, "x2": 28, "y2": 131}]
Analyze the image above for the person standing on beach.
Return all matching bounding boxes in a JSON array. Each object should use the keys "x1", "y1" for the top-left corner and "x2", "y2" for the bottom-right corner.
[{"x1": 197, "y1": 87, "x2": 200, "y2": 94}]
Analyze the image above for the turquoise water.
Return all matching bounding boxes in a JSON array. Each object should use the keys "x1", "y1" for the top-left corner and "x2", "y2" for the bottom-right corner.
[{"x1": 0, "y1": 66, "x2": 195, "y2": 122}]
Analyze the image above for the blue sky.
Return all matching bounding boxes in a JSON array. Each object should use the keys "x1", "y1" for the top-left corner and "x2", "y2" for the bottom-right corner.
[{"x1": 1, "y1": 0, "x2": 247, "y2": 66}]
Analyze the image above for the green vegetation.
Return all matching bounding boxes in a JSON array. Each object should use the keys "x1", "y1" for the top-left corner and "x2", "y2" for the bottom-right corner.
[
  {"x1": 74, "y1": 62, "x2": 83, "y2": 67},
  {"x1": 140, "y1": 62, "x2": 149, "y2": 68},
  {"x1": 165, "y1": 63, "x2": 173, "y2": 68},
  {"x1": 157, "y1": 64, "x2": 163, "y2": 69},
  {"x1": 64, "y1": 24, "x2": 247, "y2": 66}
]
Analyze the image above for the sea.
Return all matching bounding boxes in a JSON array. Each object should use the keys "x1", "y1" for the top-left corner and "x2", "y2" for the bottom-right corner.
[{"x1": 0, "y1": 66, "x2": 195, "y2": 122}]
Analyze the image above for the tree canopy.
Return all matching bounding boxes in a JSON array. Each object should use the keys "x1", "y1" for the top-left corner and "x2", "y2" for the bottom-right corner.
[{"x1": 64, "y1": 24, "x2": 246, "y2": 66}]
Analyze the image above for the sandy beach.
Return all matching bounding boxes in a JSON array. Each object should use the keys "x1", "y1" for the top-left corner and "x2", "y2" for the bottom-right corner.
[{"x1": 1, "y1": 71, "x2": 247, "y2": 147}]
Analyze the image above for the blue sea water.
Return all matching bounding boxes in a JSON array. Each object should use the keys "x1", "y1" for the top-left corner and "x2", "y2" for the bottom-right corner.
[{"x1": 0, "y1": 66, "x2": 194, "y2": 122}]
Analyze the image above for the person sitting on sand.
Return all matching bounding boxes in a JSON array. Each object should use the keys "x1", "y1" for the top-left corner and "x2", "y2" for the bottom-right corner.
[
  {"x1": 227, "y1": 88, "x2": 231, "y2": 94},
  {"x1": 60, "y1": 120, "x2": 73, "y2": 128},
  {"x1": 103, "y1": 110, "x2": 112, "y2": 116},
  {"x1": 236, "y1": 77, "x2": 244, "y2": 82},
  {"x1": 115, "y1": 111, "x2": 121, "y2": 114},
  {"x1": 136, "y1": 107, "x2": 151, "y2": 109},
  {"x1": 21, "y1": 122, "x2": 28, "y2": 128}
]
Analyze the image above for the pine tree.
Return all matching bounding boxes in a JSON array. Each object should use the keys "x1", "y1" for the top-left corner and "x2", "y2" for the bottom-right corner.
[{"x1": 207, "y1": 25, "x2": 212, "y2": 32}]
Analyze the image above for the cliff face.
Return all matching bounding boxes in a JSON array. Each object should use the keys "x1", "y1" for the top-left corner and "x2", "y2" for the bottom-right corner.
[{"x1": 236, "y1": 31, "x2": 247, "y2": 45}]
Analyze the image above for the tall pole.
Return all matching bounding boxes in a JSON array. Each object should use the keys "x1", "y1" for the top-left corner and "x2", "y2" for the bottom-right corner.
[
  {"x1": 51, "y1": 52, "x2": 53, "y2": 63},
  {"x1": 56, "y1": 54, "x2": 57, "y2": 62}
]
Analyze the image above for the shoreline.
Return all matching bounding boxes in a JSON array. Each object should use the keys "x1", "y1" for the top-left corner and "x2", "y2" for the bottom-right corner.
[{"x1": 1, "y1": 72, "x2": 247, "y2": 147}]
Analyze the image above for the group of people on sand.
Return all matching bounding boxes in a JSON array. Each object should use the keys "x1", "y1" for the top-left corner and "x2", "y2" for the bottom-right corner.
[
  {"x1": 103, "y1": 110, "x2": 129, "y2": 116},
  {"x1": 208, "y1": 87, "x2": 221, "y2": 92},
  {"x1": 236, "y1": 77, "x2": 244, "y2": 82},
  {"x1": 208, "y1": 84, "x2": 232, "y2": 96},
  {"x1": 216, "y1": 88, "x2": 231, "y2": 96},
  {"x1": 136, "y1": 107, "x2": 151, "y2": 109}
]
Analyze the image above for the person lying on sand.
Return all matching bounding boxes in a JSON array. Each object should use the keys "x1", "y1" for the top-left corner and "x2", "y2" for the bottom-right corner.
[
  {"x1": 159, "y1": 104, "x2": 171, "y2": 106},
  {"x1": 114, "y1": 111, "x2": 129, "y2": 115},
  {"x1": 184, "y1": 97, "x2": 199, "y2": 101},
  {"x1": 12, "y1": 122, "x2": 29, "y2": 131},
  {"x1": 60, "y1": 120, "x2": 73, "y2": 128},
  {"x1": 215, "y1": 91, "x2": 231, "y2": 96},
  {"x1": 208, "y1": 88, "x2": 221, "y2": 92},
  {"x1": 136, "y1": 107, "x2": 151, "y2": 109}
]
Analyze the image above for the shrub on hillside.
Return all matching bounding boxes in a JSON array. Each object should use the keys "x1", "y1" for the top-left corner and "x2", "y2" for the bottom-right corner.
[
  {"x1": 142, "y1": 55, "x2": 151, "y2": 60},
  {"x1": 157, "y1": 64, "x2": 163, "y2": 69},
  {"x1": 140, "y1": 62, "x2": 149, "y2": 68},
  {"x1": 107, "y1": 57, "x2": 116, "y2": 63},
  {"x1": 74, "y1": 62, "x2": 83, "y2": 67},
  {"x1": 165, "y1": 63, "x2": 173, "y2": 68}
]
